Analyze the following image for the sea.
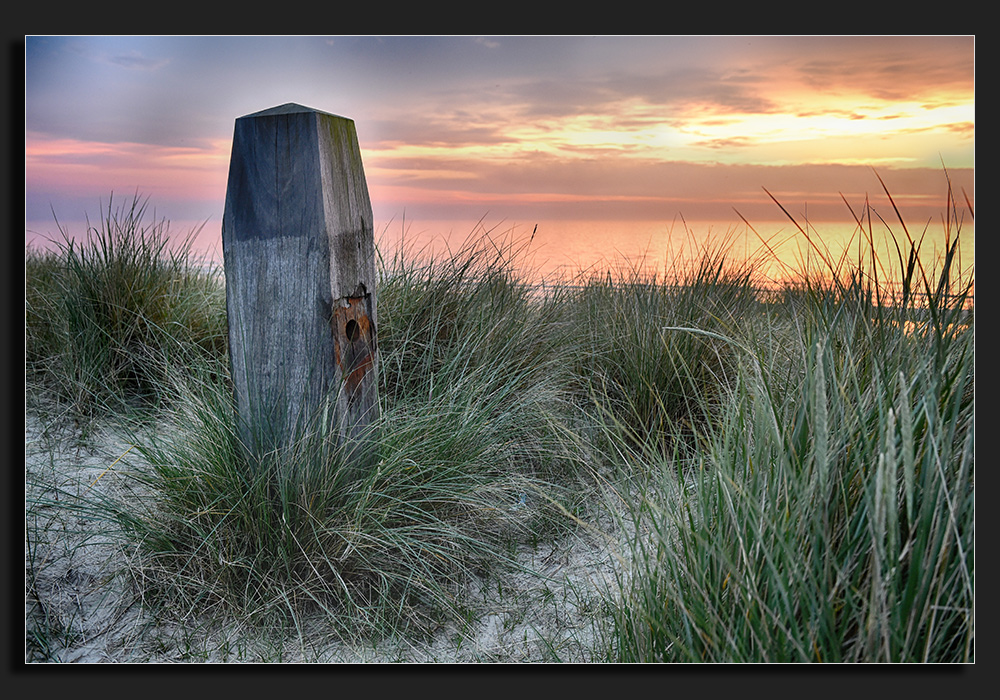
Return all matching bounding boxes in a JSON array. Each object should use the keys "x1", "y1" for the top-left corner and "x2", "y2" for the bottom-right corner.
[{"x1": 26, "y1": 214, "x2": 975, "y2": 292}]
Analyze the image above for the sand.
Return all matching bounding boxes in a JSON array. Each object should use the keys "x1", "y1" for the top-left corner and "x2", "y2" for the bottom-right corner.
[{"x1": 24, "y1": 405, "x2": 633, "y2": 664}]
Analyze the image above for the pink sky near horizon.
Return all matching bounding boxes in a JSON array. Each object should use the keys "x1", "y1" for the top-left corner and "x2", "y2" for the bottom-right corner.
[{"x1": 25, "y1": 35, "x2": 975, "y2": 270}]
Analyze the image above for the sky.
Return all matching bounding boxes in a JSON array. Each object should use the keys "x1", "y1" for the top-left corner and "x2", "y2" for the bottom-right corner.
[{"x1": 24, "y1": 35, "x2": 975, "y2": 272}]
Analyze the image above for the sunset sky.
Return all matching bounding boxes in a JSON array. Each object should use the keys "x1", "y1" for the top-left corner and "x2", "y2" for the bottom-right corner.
[{"x1": 24, "y1": 35, "x2": 975, "y2": 269}]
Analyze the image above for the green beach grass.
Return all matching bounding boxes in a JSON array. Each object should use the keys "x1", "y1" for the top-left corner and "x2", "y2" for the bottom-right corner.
[{"x1": 24, "y1": 181, "x2": 973, "y2": 662}]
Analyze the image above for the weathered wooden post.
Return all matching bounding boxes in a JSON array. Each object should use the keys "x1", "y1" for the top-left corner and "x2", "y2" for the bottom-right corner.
[{"x1": 221, "y1": 103, "x2": 378, "y2": 460}]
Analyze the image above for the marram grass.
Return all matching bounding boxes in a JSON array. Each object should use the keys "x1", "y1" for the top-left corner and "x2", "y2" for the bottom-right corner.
[
  {"x1": 601, "y1": 187, "x2": 973, "y2": 663},
  {"x1": 86, "y1": 225, "x2": 586, "y2": 640},
  {"x1": 25, "y1": 179, "x2": 972, "y2": 660},
  {"x1": 25, "y1": 192, "x2": 226, "y2": 416}
]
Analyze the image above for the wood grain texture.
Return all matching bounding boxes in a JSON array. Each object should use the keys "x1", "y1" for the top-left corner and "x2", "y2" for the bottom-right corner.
[{"x1": 221, "y1": 104, "x2": 378, "y2": 457}]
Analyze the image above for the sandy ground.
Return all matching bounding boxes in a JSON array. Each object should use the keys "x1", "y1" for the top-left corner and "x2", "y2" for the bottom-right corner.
[{"x1": 24, "y1": 405, "x2": 633, "y2": 664}]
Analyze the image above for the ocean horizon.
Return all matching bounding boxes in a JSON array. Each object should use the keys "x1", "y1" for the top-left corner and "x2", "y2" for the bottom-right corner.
[{"x1": 26, "y1": 213, "x2": 975, "y2": 288}]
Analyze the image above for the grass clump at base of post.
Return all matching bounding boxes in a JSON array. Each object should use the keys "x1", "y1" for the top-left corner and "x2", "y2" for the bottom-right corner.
[{"x1": 99, "y1": 224, "x2": 588, "y2": 644}]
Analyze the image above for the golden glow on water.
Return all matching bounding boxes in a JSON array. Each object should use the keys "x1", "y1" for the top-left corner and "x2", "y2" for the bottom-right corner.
[
  {"x1": 372, "y1": 216, "x2": 975, "y2": 288},
  {"x1": 26, "y1": 210, "x2": 973, "y2": 295}
]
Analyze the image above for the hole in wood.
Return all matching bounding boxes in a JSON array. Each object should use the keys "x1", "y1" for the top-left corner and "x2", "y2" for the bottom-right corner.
[{"x1": 345, "y1": 318, "x2": 361, "y2": 342}]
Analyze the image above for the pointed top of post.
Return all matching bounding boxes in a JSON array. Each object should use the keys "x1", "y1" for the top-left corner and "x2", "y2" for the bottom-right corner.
[{"x1": 241, "y1": 103, "x2": 348, "y2": 120}]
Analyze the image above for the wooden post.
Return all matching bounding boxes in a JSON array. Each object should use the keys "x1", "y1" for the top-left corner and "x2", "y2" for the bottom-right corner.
[{"x1": 221, "y1": 103, "x2": 378, "y2": 459}]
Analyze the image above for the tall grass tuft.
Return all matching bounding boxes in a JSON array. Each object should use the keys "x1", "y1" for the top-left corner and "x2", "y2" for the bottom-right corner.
[
  {"x1": 25, "y1": 193, "x2": 226, "y2": 415},
  {"x1": 565, "y1": 231, "x2": 761, "y2": 457},
  {"x1": 376, "y1": 224, "x2": 586, "y2": 491},
  {"x1": 603, "y1": 186, "x2": 974, "y2": 662}
]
